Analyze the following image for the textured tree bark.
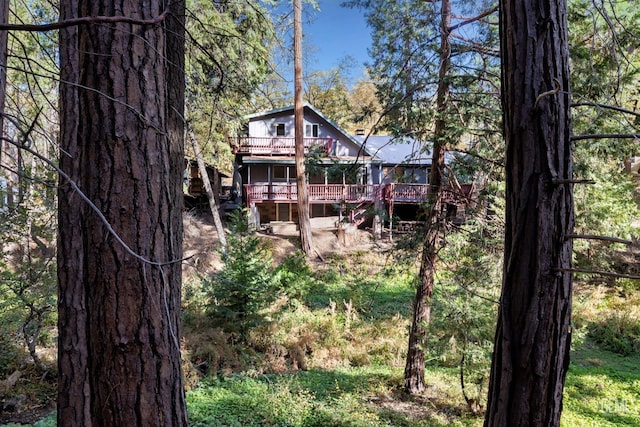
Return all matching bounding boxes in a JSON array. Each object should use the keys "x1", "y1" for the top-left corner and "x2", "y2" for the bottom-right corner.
[
  {"x1": 0, "y1": 0, "x2": 8, "y2": 143},
  {"x1": 403, "y1": 0, "x2": 450, "y2": 395},
  {"x1": 57, "y1": 0, "x2": 187, "y2": 425},
  {"x1": 0, "y1": 0, "x2": 8, "y2": 194},
  {"x1": 484, "y1": 0, "x2": 574, "y2": 425},
  {"x1": 293, "y1": 0, "x2": 314, "y2": 256}
]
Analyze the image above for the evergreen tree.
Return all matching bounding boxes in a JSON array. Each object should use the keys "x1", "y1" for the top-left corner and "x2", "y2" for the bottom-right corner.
[
  {"x1": 205, "y1": 211, "x2": 281, "y2": 343},
  {"x1": 346, "y1": 0, "x2": 501, "y2": 393}
]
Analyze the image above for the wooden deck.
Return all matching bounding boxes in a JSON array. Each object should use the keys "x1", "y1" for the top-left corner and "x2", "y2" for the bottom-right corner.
[
  {"x1": 230, "y1": 137, "x2": 333, "y2": 155},
  {"x1": 245, "y1": 182, "x2": 469, "y2": 205},
  {"x1": 245, "y1": 184, "x2": 381, "y2": 204},
  {"x1": 385, "y1": 183, "x2": 430, "y2": 202}
]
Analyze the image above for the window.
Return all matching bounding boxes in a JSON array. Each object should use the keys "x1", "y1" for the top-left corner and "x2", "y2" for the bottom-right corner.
[
  {"x1": 275, "y1": 123, "x2": 286, "y2": 136},
  {"x1": 273, "y1": 165, "x2": 288, "y2": 181},
  {"x1": 305, "y1": 123, "x2": 319, "y2": 137}
]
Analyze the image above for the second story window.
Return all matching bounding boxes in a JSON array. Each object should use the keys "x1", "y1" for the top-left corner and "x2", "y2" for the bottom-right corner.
[
  {"x1": 275, "y1": 123, "x2": 286, "y2": 136},
  {"x1": 305, "y1": 123, "x2": 319, "y2": 137}
]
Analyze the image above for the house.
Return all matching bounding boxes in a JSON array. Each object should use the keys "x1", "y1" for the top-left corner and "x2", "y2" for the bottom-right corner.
[
  {"x1": 357, "y1": 135, "x2": 469, "y2": 227},
  {"x1": 228, "y1": 103, "x2": 468, "y2": 232}
]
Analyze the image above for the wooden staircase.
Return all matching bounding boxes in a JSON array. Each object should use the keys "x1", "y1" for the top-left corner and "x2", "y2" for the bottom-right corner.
[{"x1": 349, "y1": 199, "x2": 376, "y2": 227}]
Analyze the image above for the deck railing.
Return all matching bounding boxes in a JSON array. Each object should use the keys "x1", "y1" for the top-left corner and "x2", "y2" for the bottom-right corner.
[
  {"x1": 230, "y1": 137, "x2": 333, "y2": 155},
  {"x1": 244, "y1": 183, "x2": 469, "y2": 204},
  {"x1": 245, "y1": 183, "x2": 381, "y2": 204},
  {"x1": 385, "y1": 183, "x2": 430, "y2": 202}
]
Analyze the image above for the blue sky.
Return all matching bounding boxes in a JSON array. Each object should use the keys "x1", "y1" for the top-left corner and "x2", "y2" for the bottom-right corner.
[{"x1": 303, "y1": 1, "x2": 371, "y2": 79}]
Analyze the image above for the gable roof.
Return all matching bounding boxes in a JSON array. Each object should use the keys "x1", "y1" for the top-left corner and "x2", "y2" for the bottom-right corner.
[
  {"x1": 353, "y1": 135, "x2": 433, "y2": 166},
  {"x1": 245, "y1": 103, "x2": 376, "y2": 157}
]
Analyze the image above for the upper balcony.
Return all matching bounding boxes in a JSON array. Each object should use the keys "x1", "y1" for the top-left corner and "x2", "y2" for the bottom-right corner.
[{"x1": 229, "y1": 136, "x2": 334, "y2": 156}]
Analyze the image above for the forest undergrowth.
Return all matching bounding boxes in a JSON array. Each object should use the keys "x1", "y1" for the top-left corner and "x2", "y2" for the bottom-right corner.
[{"x1": 1, "y1": 213, "x2": 639, "y2": 426}]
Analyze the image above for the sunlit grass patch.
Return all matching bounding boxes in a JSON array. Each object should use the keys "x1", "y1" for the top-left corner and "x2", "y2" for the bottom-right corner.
[
  {"x1": 186, "y1": 365, "x2": 485, "y2": 427},
  {"x1": 562, "y1": 344, "x2": 640, "y2": 427}
]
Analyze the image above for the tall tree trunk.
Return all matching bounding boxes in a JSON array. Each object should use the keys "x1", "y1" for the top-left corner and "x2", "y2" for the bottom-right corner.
[
  {"x1": 189, "y1": 130, "x2": 227, "y2": 251},
  {"x1": 484, "y1": 0, "x2": 574, "y2": 425},
  {"x1": 293, "y1": 0, "x2": 314, "y2": 256},
  {"x1": 403, "y1": 0, "x2": 451, "y2": 394},
  {"x1": 0, "y1": 0, "x2": 13, "y2": 209},
  {"x1": 57, "y1": 1, "x2": 188, "y2": 426},
  {"x1": 0, "y1": 0, "x2": 7, "y2": 146},
  {"x1": 0, "y1": 0, "x2": 7, "y2": 208}
]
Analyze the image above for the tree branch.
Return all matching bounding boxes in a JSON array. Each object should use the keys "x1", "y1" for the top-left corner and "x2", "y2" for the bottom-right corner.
[
  {"x1": 571, "y1": 133, "x2": 640, "y2": 141},
  {"x1": 448, "y1": 6, "x2": 499, "y2": 32},
  {"x1": 566, "y1": 233, "x2": 634, "y2": 245},
  {"x1": 0, "y1": 10, "x2": 168, "y2": 31},
  {"x1": 552, "y1": 179, "x2": 596, "y2": 185},
  {"x1": 572, "y1": 101, "x2": 640, "y2": 118},
  {"x1": 557, "y1": 268, "x2": 640, "y2": 281}
]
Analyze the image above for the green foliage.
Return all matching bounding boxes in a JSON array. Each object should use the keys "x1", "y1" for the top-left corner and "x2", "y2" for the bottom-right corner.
[
  {"x1": 429, "y1": 219, "x2": 502, "y2": 408},
  {"x1": 574, "y1": 160, "x2": 639, "y2": 241},
  {"x1": 562, "y1": 346, "x2": 640, "y2": 426},
  {"x1": 274, "y1": 251, "x2": 316, "y2": 302},
  {"x1": 184, "y1": 0, "x2": 274, "y2": 169},
  {"x1": 569, "y1": 0, "x2": 640, "y2": 108},
  {"x1": 0, "y1": 194, "x2": 57, "y2": 374},
  {"x1": 205, "y1": 211, "x2": 282, "y2": 342},
  {"x1": 304, "y1": 61, "x2": 355, "y2": 128},
  {"x1": 187, "y1": 366, "x2": 485, "y2": 427},
  {"x1": 187, "y1": 375, "x2": 334, "y2": 427},
  {"x1": 587, "y1": 314, "x2": 640, "y2": 356},
  {"x1": 569, "y1": 0, "x2": 640, "y2": 164},
  {"x1": 345, "y1": 0, "x2": 502, "y2": 157},
  {"x1": 0, "y1": 331, "x2": 23, "y2": 377},
  {"x1": 572, "y1": 160, "x2": 640, "y2": 273}
]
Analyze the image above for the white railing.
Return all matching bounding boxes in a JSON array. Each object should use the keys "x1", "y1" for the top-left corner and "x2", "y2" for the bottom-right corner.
[{"x1": 230, "y1": 137, "x2": 333, "y2": 155}]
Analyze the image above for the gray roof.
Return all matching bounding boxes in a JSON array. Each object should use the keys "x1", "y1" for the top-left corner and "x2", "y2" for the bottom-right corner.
[{"x1": 353, "y1": 136, "x2": 433, "y2": 166}]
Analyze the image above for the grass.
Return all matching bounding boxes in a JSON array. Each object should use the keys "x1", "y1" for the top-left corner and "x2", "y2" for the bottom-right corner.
[
  {"x1": 562, "y1": 344, "x2": 640, "y2": 427},
  {"x1": 8, "y1": 349, "x2": 639, "y2": 427},
  {"x1": 186, "y1": 365, "x2": 484, "y2": 427},
  {"x1": 184, "y1": 342, "x2": 640, "y2": 427}
]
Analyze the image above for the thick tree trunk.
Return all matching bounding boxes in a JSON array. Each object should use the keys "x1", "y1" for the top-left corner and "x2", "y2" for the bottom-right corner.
[
  {"x1": 403, "y1": 0, "x2": 450, "y2": 395},
  {"x1": 189, "y1": 130, "x2": 227, "y2": 251},
  {"x1": 484, "y1": 0, "x2": 574, "y2": 425},
  {"x1": 57, "y1": 1, "x2": 187, "y2": 426},
  {"x1": 0, "y1": 0, "x2": 7, "y2": 144},
  {"x1": 293, "y1": 0, "x2": 314, "y2": 256}
]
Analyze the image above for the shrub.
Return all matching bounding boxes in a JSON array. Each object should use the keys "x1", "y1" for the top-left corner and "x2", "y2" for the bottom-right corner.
[
  {"x1": 204, "y1": 210, "x2": 281, "y2": 343},
  {"x1": 274, "y1": 251, "x2": 315, "y2": 302},
  {"x1": 587, "y1": 313, "x2": 640, "y2": 355}
]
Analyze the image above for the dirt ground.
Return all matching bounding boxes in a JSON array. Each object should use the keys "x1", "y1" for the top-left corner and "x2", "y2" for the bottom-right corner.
[{"x1": 182, "y1": 212, "x2": 395, "y2": 274}]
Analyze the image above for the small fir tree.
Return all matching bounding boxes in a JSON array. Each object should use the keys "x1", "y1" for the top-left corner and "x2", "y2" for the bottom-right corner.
[{"x1": 206, "y1": 210, "x2": 281, "y2": 342}]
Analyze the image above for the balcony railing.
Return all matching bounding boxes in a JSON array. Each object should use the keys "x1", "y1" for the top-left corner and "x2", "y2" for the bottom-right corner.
[
  {"x1": 385, "y1": 183, "x2": 469, "y2": 204},
  {"x1": 245, "y1": 183, "x2": 381, "y2": 204},
  {"x1": 230, "y1": 137, "x2": 334, "y2": 155},
  {"x1": 244, "y1": 183, "x2": 469, "y2": 205},
  {"x1": 385, "y1": 183, "x2": 430, "y2": 203}
]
